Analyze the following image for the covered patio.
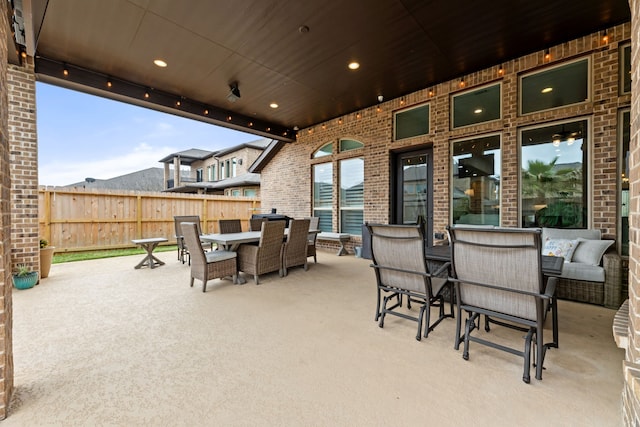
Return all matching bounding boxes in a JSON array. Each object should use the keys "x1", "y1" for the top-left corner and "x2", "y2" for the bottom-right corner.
[{"x1": 6, "y1": 250, "x2": 623, "y2": 426}]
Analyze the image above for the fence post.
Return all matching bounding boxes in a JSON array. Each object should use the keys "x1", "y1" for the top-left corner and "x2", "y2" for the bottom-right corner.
[{"x1": 136, "y1": 195, "x2": 142, "y2": 239}]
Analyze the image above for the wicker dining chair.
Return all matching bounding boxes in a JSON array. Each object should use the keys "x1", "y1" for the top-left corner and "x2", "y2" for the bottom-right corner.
[
  {"x1": 218, "y1": 219, "x2": 242, "y2": 234},
  {"x1": 249, "y1": 217, "x2": 268, "y2": 231},
  {"x1": 447, "y1": 225, "x2": 558, "y2": 383},
  {"x1": 174, "y1": 215, "x2": 202, "y2": 264},
  {"x1": 237, "y1": 220, "x2": 286, "y2": 284},
  {"x1": 281, "y1": 218, "x2": 311, "y2": 276},
  {"x1": 181, "y1": 222, "x2": 237, "y2": 292},
  {"x1": 368, "y1": 223, "x2": 453, "y2": 341},
  {"x1": 306, "y1": 216, "x2": 320, "y2": 264}
]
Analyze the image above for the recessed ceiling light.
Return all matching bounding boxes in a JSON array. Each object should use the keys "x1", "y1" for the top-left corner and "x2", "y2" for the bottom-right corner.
[
  {"x1": 270, "y1": 102, "x2": 279, "y2": 109},
  {"x1": 153, "y1": 59, "x2": 168, "y2": 68},
  {"x1": 541, "y1": 87, "x2": 553, "y2": 93},
  {"x1": 474, "y1": 108, "x2": 483, "y2": 114},
  {"x1": 348, "y1": 61, "x2": 360, "y2": 70}
]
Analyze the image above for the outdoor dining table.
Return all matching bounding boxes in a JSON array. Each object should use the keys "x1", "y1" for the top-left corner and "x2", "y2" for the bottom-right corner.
[
  {"x1": 201, "y1": 229, "x2": 321, "y2": 251},
  {"x1": 425, "y1": 245, "x2": 564, "y2": 277}
]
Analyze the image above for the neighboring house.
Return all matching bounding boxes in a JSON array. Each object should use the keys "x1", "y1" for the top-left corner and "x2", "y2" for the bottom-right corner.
[
  {"x1": 63, "y1": 167, "x2": 165, "y2": 191},
  {"x1": 159, "y1": 138, "x2": 272, "y2": 196}
]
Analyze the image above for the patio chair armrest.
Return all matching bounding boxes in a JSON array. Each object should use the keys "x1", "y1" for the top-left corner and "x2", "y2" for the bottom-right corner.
[{"x1": 543, "y1": 276, "x2": 557, "y2": 299}]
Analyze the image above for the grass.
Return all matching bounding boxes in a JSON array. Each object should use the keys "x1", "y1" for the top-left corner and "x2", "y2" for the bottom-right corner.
[{"x1": 53, "y1": 245, "x2": 178, "y2": 264}]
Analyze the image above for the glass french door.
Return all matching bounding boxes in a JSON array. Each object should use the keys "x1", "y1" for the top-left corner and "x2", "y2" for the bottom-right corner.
[{"x1": 394, "y1": 148, "x2": 433, "y2": 246}]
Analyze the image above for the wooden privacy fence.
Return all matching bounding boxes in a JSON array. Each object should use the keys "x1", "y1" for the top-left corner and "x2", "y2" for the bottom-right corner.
[{"x1": 39, "y1": 187, "x2": 261, "y2": 252}]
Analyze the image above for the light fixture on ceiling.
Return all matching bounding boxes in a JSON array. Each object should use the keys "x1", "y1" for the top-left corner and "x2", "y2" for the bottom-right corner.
[
  {"x1": 459, "y1": 78, "x2": 465, "y2": 88},
  {"x1": 144, "y1": 88, "x2": 150, "y2": 99},
  {"x1": 106, "y1": 77, "x2": 112, "y2": 88},
  {"x1": 63, "y1": 63, "x2": 69, "y2": 76},
  {"x1": 544, "y1": 48, "x2": 551, "y2": 61},
  {"x1": 602, "y1": 30, "x2": 609, "y2": 44},
  {"x1": 541, "y1": 87, "x2": 553, "y2": 94},
  {"x1": 552, "y1": 128, "x2": 580, "y2": 147},
  {"x1": 474, "y1": 108, "x2": 483, "y2": 114},
  {"x1": 498, "y1": 64, "x2": 504, "y2": 75},
  {"x1": 227, "y1": 83, "x2": 241, "y2": 102},
  {"x1": 270, "y1": 102, "x2": 279, "y2": 109},
  {"x1": 153, "y1": 59, "x2": 167, "y2": 68},
  {"x1": 377, "y1": 95, "x2": 384, "y2": 103},
  {"x1": 348, "y1": 61, "x2": 360, "y2": 70}
]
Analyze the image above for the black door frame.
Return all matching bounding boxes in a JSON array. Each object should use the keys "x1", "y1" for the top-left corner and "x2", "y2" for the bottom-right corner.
[{"x1": 391, "y1": 146, "x2": 434, "y2": 247}]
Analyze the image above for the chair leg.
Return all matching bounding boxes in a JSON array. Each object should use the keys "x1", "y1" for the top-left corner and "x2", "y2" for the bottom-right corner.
[
  {"x1": 189, "y1": 276, "x2": 194, "y2": 288},
  {"x1": 523, "y1": 328, "x2": 535, "y2": 383},
  {"x1": 202, "y1": 280, "x2": 208, "y2": 293},
  {"x1": 303, "y1": 261, "x2": 308, "y2": 271},
  {"x1": 375, "y1": 287, "x2": 382, "y2": 321},
  {"x1": 417, "y1": 304, "x2": 427, "y2": 341},
  {"x1": 254, "y1": 274, "x2": 259, "y2": 285}
]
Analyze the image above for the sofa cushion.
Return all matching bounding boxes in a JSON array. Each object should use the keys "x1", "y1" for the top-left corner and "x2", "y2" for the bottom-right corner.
[
  {"x1": 542, "y1": 238, "x2": 579, "y2": 261},
  {"x1": 572, "y1": 239, "x2": 614, "y2": 266},
  {"x1": 542, "y1": 227, "x2": 601, "y2": 242},
  {"x1": 560, "y1": 261, "x2": 605, "y2": 282}
]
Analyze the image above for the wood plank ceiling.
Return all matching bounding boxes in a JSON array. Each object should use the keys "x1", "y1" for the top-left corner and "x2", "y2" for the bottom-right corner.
[{"x1": 26, "y1": 0, "x2": 631, "y2": 140}]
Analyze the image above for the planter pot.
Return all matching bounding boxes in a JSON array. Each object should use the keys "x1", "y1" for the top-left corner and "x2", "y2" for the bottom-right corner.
[
  {"x1": 13, "y1": 272, "x2": 38, "y2": 290},
  {"x1": 40, "y1": 247, "x2": 55, "y2": 279}
]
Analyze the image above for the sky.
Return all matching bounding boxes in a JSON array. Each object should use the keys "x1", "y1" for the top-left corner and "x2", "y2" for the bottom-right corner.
[{"x1": 36, "y1": 82, "x2": 259, "y2": 186}]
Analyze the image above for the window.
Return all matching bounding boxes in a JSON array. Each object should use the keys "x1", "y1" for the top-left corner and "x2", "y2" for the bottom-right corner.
[
  {"x1": 313, "y1": 163, "x2": 332, "y2": 232},
  {"x1": 231, "y1": 189, "x2": 241, "y2": 197},
  {"x1": 339, "y1": 157, "x2": 364, "y2": 235},
  {"x1": 621, "y1": 43, "x2": 631, "y2": 95},
  {"x1": 225, "y1": 160, "x2": 231, "y2": 178},
  {"x1": 520, "y1": 57, "x2": 590, "y2": 114},
  {"x1": 232, "y1": 158, "x2": 237, "y2": 177},
  {"x1": 620, "y1": 109, "x2": 630, "y2": 256},
  {"x1": 340, "y1": 139, "x2": 364, "y2": 152},
  {"x1": 452, "y1": 135, "x2": 501, "y2": 226},
  {"x1": 451, "y1": 83, "x2": 501, "y2": 128},
  {"x1": 313, "y1": 143, "x2": 333, "y2": 158},
  {"x1": 394, "y1": 103, "x2": 430, "y2": 141},
  {"x1": 196, "y1": 168, "x2": 203, "y2": 182},
  {"x1": 520, "y1": 119, "x2": 588, "y2": 228},
  {"x1": 220, "y1": 162, "x2": 225, "y2": 180},
  {"x1": 209, "y1": 165, "x2": 216, "y2": 181},
  {"x1": 244, "y1": 189, "x2": 257, "y2": 197}
]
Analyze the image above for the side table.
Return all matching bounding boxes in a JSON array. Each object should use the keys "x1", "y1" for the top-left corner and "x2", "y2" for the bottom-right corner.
[{"x1": 132, "y1": 238, "x2": 168, "y2": 269}]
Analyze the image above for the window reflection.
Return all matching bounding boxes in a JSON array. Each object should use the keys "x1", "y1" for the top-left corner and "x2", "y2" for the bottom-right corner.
[
  {"x1": 452, "y1": 135, "x2": 501, "y2": 226},
  {"x1": 521, "y1": 120, "x2": 587, "y2": 228}
]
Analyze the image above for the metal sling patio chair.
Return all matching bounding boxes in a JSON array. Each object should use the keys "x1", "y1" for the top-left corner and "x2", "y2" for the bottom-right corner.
[
  {"x1": 368, "y1": 223, "x2": 454, "y2": 341},
  {"x1": 181, "y1": 222, "x2": 237, "y2": 292},
  {"x1": 447, "y1": 226, "x2": 558, "y2": 383}
]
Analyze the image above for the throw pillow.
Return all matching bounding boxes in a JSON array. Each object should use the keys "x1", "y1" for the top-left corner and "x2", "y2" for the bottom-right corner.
[
  {"x1": 572, "y1": 239, "x2": 614, "y2": 266},
  {"x1": 542, "y1": 238, "x2": 579, "y2": 261}
]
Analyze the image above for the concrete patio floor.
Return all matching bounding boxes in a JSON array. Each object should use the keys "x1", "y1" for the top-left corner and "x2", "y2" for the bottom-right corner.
[{"x1": 5, "y1": 249, "x2": 624, "y2": 426}]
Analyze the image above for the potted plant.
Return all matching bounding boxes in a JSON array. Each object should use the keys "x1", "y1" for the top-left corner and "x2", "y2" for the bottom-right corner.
[
  {"x1": 12, "y1": 264, "x2": 38, "y2": 290},
  {"x1": 40, "y1": 238, "x2": 55, "y2": 279}
]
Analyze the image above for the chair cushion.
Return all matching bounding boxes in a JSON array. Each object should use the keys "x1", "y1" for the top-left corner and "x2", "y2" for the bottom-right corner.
[
  {"x1": 206, "y1": 250, "x2": 237, "y2": 262},
  {"x1": 542, "y1": 238, "x2": 579, "y2": 261},
  {"x1": 572, "y1": 239, "x2": 614, "y2": 266}
]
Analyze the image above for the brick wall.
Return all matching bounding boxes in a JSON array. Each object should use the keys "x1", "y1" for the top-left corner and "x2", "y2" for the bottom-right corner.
[
  {"x1": 262, "y1": 23, "x2": 630, "y2": 247},
  {"x1": 624, "y1": 1, "x2": 640, "y2": 424},
  {"x1": 0, "y1": 0, "x2": 14, "y2": 419},
  {"x1": 8, "y1": 60, "x2": 38, "y2": 274}
]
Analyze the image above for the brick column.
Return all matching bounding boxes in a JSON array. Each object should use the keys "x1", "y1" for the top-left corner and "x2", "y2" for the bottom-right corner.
[
  {"x1": 8, "y1": 60, "x2": 38, "y2": 274},
  {"x1": 0, "y1": 0, "x2": 14, "y2": 419},
  {"x1": 624, "y1": 0, "x2": 640, "y2": 424}
]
